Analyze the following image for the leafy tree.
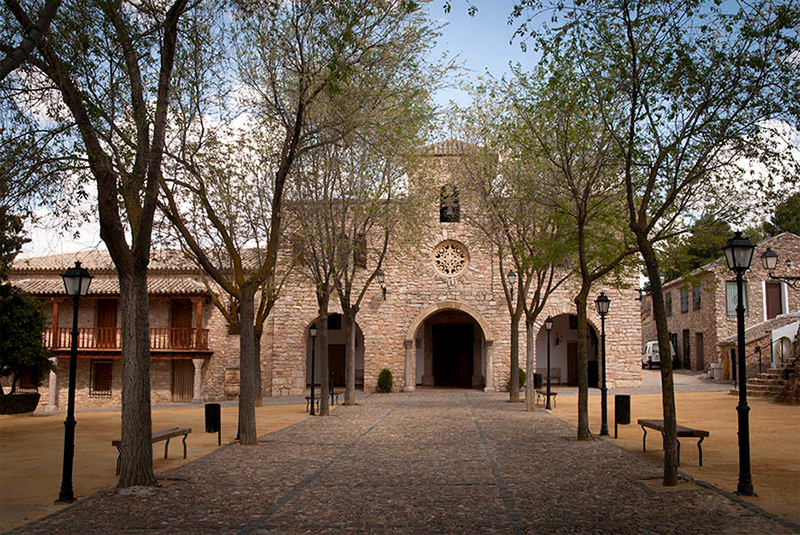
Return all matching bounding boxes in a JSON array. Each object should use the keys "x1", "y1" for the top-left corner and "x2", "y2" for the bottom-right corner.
[
  {"x1": 451, "y1": 89, "x2": 571, "y2": 408},
  {"x1": 2, "y1": 0, "x2": 191, "y2": 486},
  {"x1": 763, "y1": 192, "x2": 800, "y2": 236},
  {"x1": 661, "y1": 215, "x2": 733, "y2": 281},
  {"x1": 0, "y1": 285, "x2": 54, "y2": 394},
  {"x1": 511, "y1": 60, "x2": 638, "y2": 436},
  {"x1": 0, "y1": 207, "x2": 28, "y2": 281},
  {"x1": 516, "y1": 0, "x2": 799, "y2": 487}
]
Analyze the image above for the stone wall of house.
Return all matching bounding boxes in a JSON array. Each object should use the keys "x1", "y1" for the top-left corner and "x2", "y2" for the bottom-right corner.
[{"x1": 641, "y1": 232, "x2": 800, "y2": 372}]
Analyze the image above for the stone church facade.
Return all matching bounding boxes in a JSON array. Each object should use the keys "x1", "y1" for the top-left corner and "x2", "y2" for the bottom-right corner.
[{"x1": 8, "y1": 141, "x2": 643, "y2": 409}]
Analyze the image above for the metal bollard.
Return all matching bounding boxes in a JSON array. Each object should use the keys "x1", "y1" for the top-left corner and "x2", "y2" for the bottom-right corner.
[
  {"x1": 205, "y1": 403, "x2": 221, "y2": 445},
  {"x1": 614, "y1": 394, "x2": 631, "y2": 438}
]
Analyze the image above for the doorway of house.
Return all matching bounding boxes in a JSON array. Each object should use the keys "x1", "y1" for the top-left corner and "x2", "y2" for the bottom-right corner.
[
  {"x1": 432, "y1": 324, "x2": 474, "y2": 387},
  {"x1": 172, "y1": 360, "x2": 194, "y2": 402},
  {"x1": 171, "y1": 300, "x2": 193, "y2": 348},
  {"x1": 329, "y1": 344, "x2": 346, "y2": 387}
]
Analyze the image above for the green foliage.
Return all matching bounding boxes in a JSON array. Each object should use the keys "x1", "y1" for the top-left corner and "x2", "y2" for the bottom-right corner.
[
  {"x1": 0, "y1": 208, "x2": 28, "y2": 281},
  {"x1": 518, "y1": 368, "x2": 526, "y2": 390},
  {"x1": 763, "y1": 193, "x2": 800, "y2": 237},
  {"x1": 0, "y1": 285, "x2": 54, "y2": 394},
  {"x1": 377, "y1": 368, "x2": 393, "y2": 393},
  {"x1": 661, "y1": 215, "x2": 733, "y2": 281},
  {"x1": 0, "y1": 393, "x2": 41, "y2": 414}
]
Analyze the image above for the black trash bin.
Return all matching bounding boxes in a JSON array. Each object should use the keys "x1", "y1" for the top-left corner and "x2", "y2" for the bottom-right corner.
[
  {"x1": 205, "y1": 403, "x2": 221, "y2": 445},
  {"x1": 614, "y1": 394, "x2": 631, "y2": 438},
  {"x1": 533, "y1": 373, "x2": 543, "y2": 389}
]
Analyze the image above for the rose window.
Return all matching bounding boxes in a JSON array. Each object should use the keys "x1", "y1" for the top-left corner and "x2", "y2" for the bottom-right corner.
[{"x1": 432, "y1": 240, "x2": 469, "y2": 277}]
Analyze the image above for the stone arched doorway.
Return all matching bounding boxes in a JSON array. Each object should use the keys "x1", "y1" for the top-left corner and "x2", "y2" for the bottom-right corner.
[
  {"x1": 305, "y1": 315, "x2": 365, "y2": 389},
  {"x1": 535, "y1": 313, "x2": 600, "y2": 387},
  {"x1": 404, "y1": 302, "x2": 494, "y2": 392}
]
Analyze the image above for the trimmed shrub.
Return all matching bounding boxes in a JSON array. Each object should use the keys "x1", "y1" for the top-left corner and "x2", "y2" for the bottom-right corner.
[
  {"x1": 377, "y1": 368, "x2": 393, "y2": 393},
  {"x1": 518, "y1": 368, "x2": 526, "y2": 390},
  {"x1": 0, "y1": 393, "x2": 40, "y2": 414}
]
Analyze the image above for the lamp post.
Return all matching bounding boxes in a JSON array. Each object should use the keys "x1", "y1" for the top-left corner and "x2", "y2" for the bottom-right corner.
[
  {"x1": 723, "y1": 231, "x2": 756, "y2": 496},
  {"x1": 507, "y1": 270, "x2": 517, "y2": 302},
  {"x1": 309, "y1": 323, "x2": 317, "y2": 416},
  {"x1": 760, "y1": 247, "x2": 800, "y2": 290},
  {"x1": 595, "y1": 292, "x2": 611, "y2": 436},
  {"x1": 544, "y1": 316, "x2": 554, "y2": 410},
  {"x1": 376, "y1": 269, "x2": 386, "y2": 300},
  {"x1": 56, "y1": 261, "x2": 92, "y2": 504}
]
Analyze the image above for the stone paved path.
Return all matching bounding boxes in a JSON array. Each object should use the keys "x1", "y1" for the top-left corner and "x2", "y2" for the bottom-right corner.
[{"x1": 11, "y1": 391, "x2": 795, "y2": 534}]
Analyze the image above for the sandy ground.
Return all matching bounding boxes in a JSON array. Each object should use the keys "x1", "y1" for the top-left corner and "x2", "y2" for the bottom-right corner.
[
  {"x1": 549, "y1": 390, "x2": 800, "y2": 524},
  {"x1": 0, "y1": 402, "x2": 308, "y2": 532}
]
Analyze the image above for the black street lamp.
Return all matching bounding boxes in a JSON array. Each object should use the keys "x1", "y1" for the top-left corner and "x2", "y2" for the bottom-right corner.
[
  {"x1": 760, "y1": 247, "x2": 800, "y2": 290},
  {"x1": 544, "y1": 316, "x2": 554, "y2": 410},
  {"x1": 376, "y1": 269, "x2": 387, "y2": 300},
  {"x1": 309, "y1": 323, "x2": 317, "y2": 416},
  {"x1": 507, "y1": 270, "x2": 517, "y2": 302},
  {"x1": 595, "y1": 292, "x2": 611, "y2": 436},
  {"x1": 723, "y1": 231, "x2": 756, "y2": 496},
  {"x1": 56, "y1": 261, "x2": 92, "y2": 504}
]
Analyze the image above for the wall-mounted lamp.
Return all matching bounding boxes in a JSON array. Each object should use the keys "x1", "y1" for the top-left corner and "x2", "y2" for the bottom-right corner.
[{"x1": 376, "y1": 269, "x2": 386, "y2": 300}]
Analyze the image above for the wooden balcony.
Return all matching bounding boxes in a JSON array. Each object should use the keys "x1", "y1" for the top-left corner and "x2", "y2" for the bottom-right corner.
[{"x1": 44, "y1": 327, "x2": 210, "y2": 353}]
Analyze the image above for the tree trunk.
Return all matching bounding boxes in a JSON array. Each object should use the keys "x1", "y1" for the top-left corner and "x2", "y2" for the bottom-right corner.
[
  {"x1": 639, "y1": 236, "x2": 679, "y2": 486},
  {"x1": 237, "y1": 286, "x2": 257, "y2": 445},
  {"x1": 118, "y1": 264, "x2": 156, "y2": 487},
  {"x1": 575, "y1": 286, "x2": 591, "y2": 440},
  {"x1": 343, "y1": 310, "x2": 356, "y2": 406},
  {"x1": 525, "y1": 318, "x2": 536, "y2": 411},
  {"x1": 509, "y1": 310, "x2": 522, "y2": 402},
  {"x1": 253, "y1": 326, "x2": 263, "y2": 407},
  {"x1": 317, "y1": 294, "x2": 330, "y2": 416}
]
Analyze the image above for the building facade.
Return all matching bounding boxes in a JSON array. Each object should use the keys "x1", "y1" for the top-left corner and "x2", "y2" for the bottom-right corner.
[
  {"x1": 641, "y1": 232, "x2": 800, "y2": 375},
  {"x1": 8, "y1": 142, "x2": 644, "y2": 409}
]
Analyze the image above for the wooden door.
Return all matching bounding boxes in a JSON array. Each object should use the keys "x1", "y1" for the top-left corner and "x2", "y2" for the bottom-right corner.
[
  {"x1": 96, "y1": 299, "x2": 118, "y2": 348},
  {"x1": 567, "y1": 342, "x2": 578, "y2": 385},
  {"x1": 329, "y1": 344, "x2": 346, "y2": 387},
  {"x1": 765, "y1": 283, "x2": 782, "y2": 320},
  {"x1": 170, "y1": 300, "x2": 193, "y2": 348},
  {"x1": 172, "y1": 360, "x2": 194, "y2": 402}
]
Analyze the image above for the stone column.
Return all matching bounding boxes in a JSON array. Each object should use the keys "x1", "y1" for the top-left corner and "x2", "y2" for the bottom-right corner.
[
  {"x1": 192, "y1": 358, "x2": 204, "y2": 403},
  {"x1": 484, "y1": 340, "x2": 494, "y2": 392},
  {"x1": 422, "y1": 323, "x2": 435, "y2": 386},
  {"x1": 47, "y1": 357, "x2": 58, "y2": 411},
  {"x1": 403, "y1": 339, "x2": 415, "y2": 392},
  {"x1": 472, "y1": 335, "x2": 482, "y2": 387}
]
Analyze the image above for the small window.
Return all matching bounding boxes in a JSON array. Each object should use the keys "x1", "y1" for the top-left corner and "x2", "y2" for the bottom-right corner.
[
  {"x1": 569, "y1": 315, "x2": 578, "y2": 330},
  {"x1": 90, "y1": 360, "x2": 113, "y2": 397},
  {"x1": 665, "y1": 292, "x2": 672, "y2": 316},
  {"x1": 354, "y1": 234, "x2": 367, "y2": 269},
  {"x1": 680, "y1": 288, "x2": 689, "y2": 313},
  {"x1": 725, "y1": 281, "x2": 749, "y2": 317},
  {"x1": 328, "y1": 314, "x2": 341, "y2": 330},
  {"x1": 439, "y1": 185, "x2": 460, "y2": 223},
  {"x1": 692, "y1": 284, "x2": 701, "y2": 310}
]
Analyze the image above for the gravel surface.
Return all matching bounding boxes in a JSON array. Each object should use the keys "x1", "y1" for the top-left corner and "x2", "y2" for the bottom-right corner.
[{"x1": 10, "y1": 390, "x2": 795, "y2": 534}]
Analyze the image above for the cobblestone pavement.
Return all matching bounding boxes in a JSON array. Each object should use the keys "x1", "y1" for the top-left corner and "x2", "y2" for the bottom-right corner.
[{"x1": 10, "y1": 390, "x2": 795, "y2": 534}]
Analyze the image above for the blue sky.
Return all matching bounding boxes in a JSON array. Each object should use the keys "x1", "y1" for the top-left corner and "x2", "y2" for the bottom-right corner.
[{"x1": 426, "y1": 1, "x2": 538, "y2": 109}]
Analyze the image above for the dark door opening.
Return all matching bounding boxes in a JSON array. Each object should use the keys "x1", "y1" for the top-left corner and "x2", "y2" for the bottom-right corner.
[
  {"x1": 329, "y1": 344, "x2": 346, "y2": 387},
  {"x1": 432, "y1": 324, "x2": 473, "y2": 386}
]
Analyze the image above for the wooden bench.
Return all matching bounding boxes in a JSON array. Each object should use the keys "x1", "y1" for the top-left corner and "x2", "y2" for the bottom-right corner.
[
  {"x1": 112, "y1": 427, "x2": 191, "y2": 475},
  {"x1": 535, "y1": 367, "x2": 562, "y2": 385},
  {"x1": 638, "y1": 419, "x2": 709, "y2": 466},
  {"x1": 534, "y1": 389, "x2": 558, "y2": 408},
  {"x1": 305, "y1": 389, "x2": 344, "y2": 413}
]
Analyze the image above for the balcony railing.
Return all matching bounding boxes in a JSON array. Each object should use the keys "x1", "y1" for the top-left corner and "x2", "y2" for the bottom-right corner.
[{"x1": 44, "y1": 327, "x2": 209, "y2": 351}]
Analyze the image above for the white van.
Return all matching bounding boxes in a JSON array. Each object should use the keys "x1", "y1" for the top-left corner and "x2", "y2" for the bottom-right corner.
[{"x1": 642, "y1": 340, "x2": 676, "y2": 369}]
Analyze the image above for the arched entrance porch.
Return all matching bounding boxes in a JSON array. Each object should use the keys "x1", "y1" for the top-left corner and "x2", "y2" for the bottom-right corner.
[
  {"x1": 404, "y1": 302, "x2": 494, "y2": 392},
  {"x1": 535, "y1": 314, "x2": 600, "y2": 387},
  {"x1": 305, "y1": 315, "x2": 365, "y2": 388}
]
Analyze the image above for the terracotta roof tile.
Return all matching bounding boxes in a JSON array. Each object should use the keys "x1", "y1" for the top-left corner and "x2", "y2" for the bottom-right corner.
[
  {"x1": 717, "y1": 312, "x2": 800, "y2": 346},
  {"x1": 11, "y1": 276, "x2": 208, "y2": 296}
]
